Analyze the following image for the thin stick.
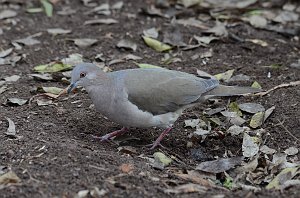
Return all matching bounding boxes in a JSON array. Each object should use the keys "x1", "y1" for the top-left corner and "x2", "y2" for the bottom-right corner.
[
  {"x1": 255, "y1": 80, "x2": 300, "y2": 96},
  {"x1": 277, "y1": 119, "x2": 300, "y2": 143}
]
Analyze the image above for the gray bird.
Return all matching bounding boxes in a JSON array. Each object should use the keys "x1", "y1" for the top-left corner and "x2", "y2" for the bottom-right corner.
[{"x1": 68, "y1": 63, "x2": 260, "y2": 149}]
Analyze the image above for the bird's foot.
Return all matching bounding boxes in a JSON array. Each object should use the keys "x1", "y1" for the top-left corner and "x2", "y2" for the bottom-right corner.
[
  {"x1": 146, "y1": 142, "x2": 166, "y2": 150},
  {"x1": 92, "y1": 127, "x2": 129, "y2": 141},
  {"x1": 147, "y1": 127, "x2": 173, "y2": 150}
]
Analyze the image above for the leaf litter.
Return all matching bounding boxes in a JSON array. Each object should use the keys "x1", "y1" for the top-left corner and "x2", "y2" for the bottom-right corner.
[
  {"x1": 1, "y1": 0, "x2": 300, "y2": 196},
  {"x1": 117, "y1": 39, "x2": 137, "y2": 51},
  {"x1": 142, "y1": 36, "x2": 172, "y2": 52},
  {"x1": 4, "y1": 117, "x2": 16, "y2": 137}
]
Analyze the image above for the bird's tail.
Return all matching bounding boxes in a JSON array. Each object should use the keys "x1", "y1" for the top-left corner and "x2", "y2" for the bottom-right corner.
[{"x1": 202, "y1": 85, "x2": 261, "y2": 100}]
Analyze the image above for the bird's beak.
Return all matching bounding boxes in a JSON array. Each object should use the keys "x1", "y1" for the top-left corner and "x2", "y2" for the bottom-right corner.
[{"x1": 67, "y1": 82, "x2": 77, "y2": 94}]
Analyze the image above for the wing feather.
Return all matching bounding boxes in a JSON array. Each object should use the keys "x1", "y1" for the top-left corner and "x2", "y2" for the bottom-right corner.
[{"x1": 112, "y1": 69, "x2": 219, "y2": 115}]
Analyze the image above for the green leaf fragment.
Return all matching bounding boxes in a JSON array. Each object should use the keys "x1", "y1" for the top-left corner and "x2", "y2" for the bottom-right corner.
[
  {"x1": 39, "y1": 87, "x2": 63, "y2": 95},
  {"x1": 214, "y1": 69, "x2": 234, "y2": 81},
  {"x1": 135, "y1": 63, "x2": 163, "y2": 69},
  {"x1": 245, "y1": 10, "x2": 263, "y2": 16},
  {"x1": 251, "y1": 81, "x2": 262, "y2": 89},
  {"x1": 223, "y1": 176, "x2": 233, "y2": 189},
  {"x1": 27, "y1": 8, "x2": 44, "y2": 13},
  {"x1": 153, "y1": 152, "x2": 172, "y2": 167},
  {"x1": 229, "y1": 102, "x2": 243, "y2": 117},
  {"x1": 266, "y1": 167, "x2": 299, "y2": 190},
  {"x1": 40, "y1": 0, "x2": 53, "y2": 17},
  {"x1": 249, "y1": 111, "x2": 265, "y2": 128},
  {"x1": 34, "y1": 62, "x2": 73, "y2": 73},
  {"x1": 142, "y1": 36, "x2": 172, "y2": 52}
]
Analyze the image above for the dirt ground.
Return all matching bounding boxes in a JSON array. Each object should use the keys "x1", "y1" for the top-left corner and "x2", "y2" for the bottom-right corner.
[{"x1": 0, "y1": 0, "x2": 300, "y2": 197}]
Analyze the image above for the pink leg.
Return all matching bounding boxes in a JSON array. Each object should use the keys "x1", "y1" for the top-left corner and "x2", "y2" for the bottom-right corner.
[
  {"x1": 92, "y1": 127, "x2": 129, "y2": 141},
  {"x1": 149, "y1": 127, "x2": 173, "y2": 150}
]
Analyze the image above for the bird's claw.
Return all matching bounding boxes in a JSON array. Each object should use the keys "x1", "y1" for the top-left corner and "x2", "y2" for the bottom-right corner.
[
  {"x1": 91, "y1": 134, "x2": 111, "y2": 142},
  {"x1": 92, "y1": 127, "x2": 129, "y2": 142},
  {"x1": 146, "y1": 142, "x2": 166, "y2": 150}
]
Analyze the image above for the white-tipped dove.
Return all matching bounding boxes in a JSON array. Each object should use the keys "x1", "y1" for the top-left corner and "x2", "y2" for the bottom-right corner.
[{"x1": 68, "y1": 63, "x2": 260, "y2": 149}]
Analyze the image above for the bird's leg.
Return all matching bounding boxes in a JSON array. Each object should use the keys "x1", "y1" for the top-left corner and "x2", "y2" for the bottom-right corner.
[
  {"x1": 149, "y1": 127, "x2": 173, "y2": 150},
  {"x1": 92, "y1": 127, "x2": 129, "y2": 141}
]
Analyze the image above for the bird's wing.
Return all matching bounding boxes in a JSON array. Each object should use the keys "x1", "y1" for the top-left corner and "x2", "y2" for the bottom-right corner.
[{"x1": 113, "y1": 69, "x2": 219, "y2": 115}]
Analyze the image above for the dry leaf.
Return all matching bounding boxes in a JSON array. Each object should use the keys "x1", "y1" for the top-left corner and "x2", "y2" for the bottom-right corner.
[
  {"x1": 239, "y1": 103, "x2": 265, "y2": 114},
  {"x1": 119, "y1": 163, "x2": 134, "y2": 174},
  {"x1": 4, "y1": 75, "x2": 20, "y2": 82},
  {"x1": 248, "y1": 15, "x2": 267, "y2": 28},
  {"x1": 5, "y1": 117, "x2": 16, "y2": 137},
  {"x1": 7, "y1": 98, "x2": 27, "y2": 106},
  {"x1": 196, "y1": 156, "x2": 244, "y2": 173},
  {"x1": 227, "y1": 125, "x2": 249, "y2": 136},
  {"x1": 246, "y1": 39, "x2": 268, "y2": 47},
  {"x1": 76, "y1": 190, "x2": 89, "y2": 198},
  {"x1": 174, "y1": 170, "x2": 216, "y2": 187},
  {"x1": 164, "y1": 183, "x2": 207, "y2": 194},
  {"x1": 112, "y1": 1, "x2": 124, "y2": 10},
  {"x1": 14, "y1": 36, "x2": 41, "y2": 46},
  {"x1": 0, "y1": 171, "x2": 21, "y2": 185},
  {"x1": 117, "y1": 146, "x2": 138, "y2": 155},
  {"x1": 29, "y1": 73, "x2": 53, "y2": 81},
  {"x1": 0, "y1": 86, "x2": 8, "y2": 94},
  {"x1": 36, "y1": 98, "x2": 53, "y2": 106},
  {"x1": 260, "y1": 145, "x2": 276, "y2": 154},
  {"x1": 266, "y1": 167, "x2": 299, "y2": 189},
  {"x1": 249, "y1": 112, "x2": 265, "y2": 128},
  {"x1": 143, "y1": 27, "x2": 159, "y2": 39},
  {"x1": 0, "y1": 48, "x2": 13, "y2": 58},
  {"x1": 205, "y1": 21, "x2": 228, "y2": 37},
  {"x1": 214, "y1": 69, "x2": 234, "y2": 82},
  {"x1": 117, "y1": 39, "x2": 137, "y2": 51},
  {"x1": 184, "y1": 119, "x2": 200, "y2": 128},
  {"x1": 122, "y1": 54, "x2": 142, "y2": 61},
  {"x1": 47, "y1": 28, "x2": 72, "y2": 35},
  {"x1": 175, "y1": 18, "x2": 208, "y2": 29},
  {"x1": 284, "y1": 147, "x2": 299, "y2": 156},
  {"x1": 84, "y1": 18, "x2": 118, "y2": 25},
  {"x1": 242, "y1": 133, "x2": 259, "y2": 157},
  {"x1": 228, "y1": 74, "x2": 250, "y2": 82},
  {"x1": 0, "y1": 10, "x2": 17, "y2": 19},
  {"x1": 194, "y1": 35, "x2": 219, "y2": 45},
  {"x1": 72, "y1": 38, "x2": 98, "y2": 48},
  {"x1": 263, "y1": 106, "x2": 275, "y2": 122}
]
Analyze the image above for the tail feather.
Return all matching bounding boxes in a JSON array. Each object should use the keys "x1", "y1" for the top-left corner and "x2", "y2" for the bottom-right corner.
[{"x1": 202, "y1": 85, "x2": 261, "y2": 100}]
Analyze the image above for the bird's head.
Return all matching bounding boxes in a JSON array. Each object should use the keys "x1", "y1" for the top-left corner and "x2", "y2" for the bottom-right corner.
[{"x1": 67, "y1": 63, "x2": 104, "y2": 93}]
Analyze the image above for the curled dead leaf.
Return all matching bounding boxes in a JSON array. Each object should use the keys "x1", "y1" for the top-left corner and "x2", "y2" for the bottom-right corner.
[{"x1": 119, "y1": 163, "x2": 134, "y2": 174}]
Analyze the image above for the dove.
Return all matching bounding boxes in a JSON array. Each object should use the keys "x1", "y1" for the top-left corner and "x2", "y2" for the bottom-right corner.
[{"x1": 68, "y1": 63, "x2": 260, "y2": 149}]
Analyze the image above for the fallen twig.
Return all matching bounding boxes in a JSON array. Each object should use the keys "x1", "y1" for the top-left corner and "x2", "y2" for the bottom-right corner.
[
  {"x1": 276, "y1": 119, "x2": 300, "y2": 143},
  {"x1": 255, "y1": 80, "x2": 300, "y2": 96}
]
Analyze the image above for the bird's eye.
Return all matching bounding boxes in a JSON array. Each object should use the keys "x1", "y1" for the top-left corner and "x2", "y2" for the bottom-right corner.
[{"x1": 80, "y1": 72, "x2": 86, "y2": 78}]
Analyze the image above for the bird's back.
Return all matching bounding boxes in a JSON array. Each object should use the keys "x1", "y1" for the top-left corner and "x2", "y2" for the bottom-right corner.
[{"x1": 108, "y1": 68, "x2": 219, "y2": 115}]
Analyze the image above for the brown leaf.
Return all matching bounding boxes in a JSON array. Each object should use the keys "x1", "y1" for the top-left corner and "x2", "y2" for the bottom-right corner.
[
  {"x1": 174, "y1": 170, "x2": 216, "y2": 188},
  {"x1": 0, "y1": 171, "x2": 21, "y2": 185},
  {"x1": 164, "y1": 183, "x2": 207, "y2": 194},
  {"x1": 119, "y1": 163, "x2": 134, "y2": 174}
]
